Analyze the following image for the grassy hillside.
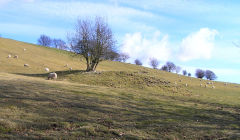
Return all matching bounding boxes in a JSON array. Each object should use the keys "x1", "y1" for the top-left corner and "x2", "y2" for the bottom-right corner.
[
  {"x1": 0, "y1": 38, "x2": 140, "y2": 74},
  {"x1": 0, "y1": 38, "x2": 240, "y2": 139}
]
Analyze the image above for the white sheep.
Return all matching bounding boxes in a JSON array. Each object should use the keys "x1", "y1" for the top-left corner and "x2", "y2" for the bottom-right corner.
[
  {"x1": 185, "y1": 83, "x2": 188, "y2": 87},
  {"x1": 48, "y1": 72, "x2": 57, "y2": 80},
  {"x1": 205, "y1": 85, "x2": 208, "y2": 88},
  {"x1": 64, "y1": 64, "x2": 68, "y2": 67},
  {"x1": 200, "y1": 84, "x2": 203, "y2": 87},
  {"x1": 23, "y1": 48, "x2": 26, "y2": 51},
  {"x1": 7, "y1": 54, "x2": 11, "y2": 58},
  {"x1": 24, "y1": 64, "x2": 29, "y2": 67},
  {"x1": 69, "y1": 67, "x2": 72, "y2": 71},
  {"x1": 212, "y1": 86, "x2": 215, "y2": 89},
  {"x1": 14, "y1": 55, "x2": 18, "y2": 59},
  {"x1": 45, "y1": 68, "x2": 49, "y2": 72}
]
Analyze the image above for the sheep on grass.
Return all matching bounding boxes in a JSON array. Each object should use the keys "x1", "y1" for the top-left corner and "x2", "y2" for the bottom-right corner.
[
  {"x1": 45, "y1": 68, "x2": 49, "y2": 72},
  {"x1": 24, "y1": 64, "x2": 29, "y2": 67},
  {"x1": 48, "y1": 72, "x2": 57, "y2": 80}
]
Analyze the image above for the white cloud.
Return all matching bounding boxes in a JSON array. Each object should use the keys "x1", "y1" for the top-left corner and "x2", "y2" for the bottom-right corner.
[
  {"x1": 120, "y1": 28, "x2": 219, "y2": 66},
  {"x1": 23, "y1": 1, "x2": 156, "y2": 20},
  {"x1": 117, "y1": 0, "x2": 226, "y2": 16},
  {"x1": 178, "y1": 28, "x2": 218, "y2": 61},
  {"x1": 11, "y1": 1, "x2": 165, "y2": 35},
  {"x1": 121, "y1": 31, "x2": 171, "y2": 67}
]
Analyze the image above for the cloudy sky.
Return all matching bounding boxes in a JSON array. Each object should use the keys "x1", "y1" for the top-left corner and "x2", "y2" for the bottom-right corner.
[{"x1": 1, "y1": 0, "x2": 240, "y2": 83}]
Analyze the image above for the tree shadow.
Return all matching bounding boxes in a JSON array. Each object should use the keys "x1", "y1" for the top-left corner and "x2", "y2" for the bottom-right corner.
[{"x1": 14, "y1": 70, "x2": 86, "y2": 79}]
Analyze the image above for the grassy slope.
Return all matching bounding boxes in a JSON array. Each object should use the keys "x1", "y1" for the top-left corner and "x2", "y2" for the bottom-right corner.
[{"x1": 0, "y1": 38, "x2": 240, "y2": 139}]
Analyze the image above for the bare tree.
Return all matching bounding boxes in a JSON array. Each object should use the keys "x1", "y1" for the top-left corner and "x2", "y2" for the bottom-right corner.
[
  {"x1": 134, "y1": 59, "x2": 142, "y2": 66},
  {"x1": 161, "y1": 65, "x2": 168, "y2": 71},
  {"x1": 116, "y1": 53, "x2": 130, "y2": 62},
  {"x1": 166, "y1": 61, "x2": 176, "y2": 72},
  {"x1": 205, "y1": 70, "x2": 217, "y2": 80},
  {"x1": 160, "y1": 62, "x2": 176, "y2": 72},
  {"x1": 195, "y1": 69, "x2": 205, "y2": 79},
  {"x1": 52, "y1": 39, "x2": 68, "y2": 50},
  {"x1": 68, "y1": 17, "x2": 115, "y2": 71},
  {"x1": 182, "y1": 70, "x2": 187, "y2": 76},
  {"x1": 37, "y1": 34, "x2": 52, "y2": 47},
  {"x1": 175, "y1": 66, "x2": 181, "y2": 74},
  {"x1": 149, "y1": 58, "x2": 159, "y2": 69},
  {"x1": 103, "y1": 49, "x2": 119, "y2": 61}
]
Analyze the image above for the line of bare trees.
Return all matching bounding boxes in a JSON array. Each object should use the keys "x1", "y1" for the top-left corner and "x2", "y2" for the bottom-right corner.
[
  {"x1": 134, "y1": 58, "x2": 217, "y2": 80},
  {"x1": 195, "y1": 69, "x2": 217, "y2": 80},
  {"x1": 37, "y1": 35, "x2": 68, "y2": 50}
]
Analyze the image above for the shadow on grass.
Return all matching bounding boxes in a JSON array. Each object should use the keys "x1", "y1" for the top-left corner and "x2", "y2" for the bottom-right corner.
[
  {"x1": 0, "y1": 74, "x2": 240, "y2": 139},
  {"x1": 14, "y1": 70, "x2": 86, "y2": 79}
]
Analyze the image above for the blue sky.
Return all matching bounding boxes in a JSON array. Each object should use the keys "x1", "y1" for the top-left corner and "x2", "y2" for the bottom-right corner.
[{"x1": 0, "y1": 0, "x2": 240, "y2": 83}]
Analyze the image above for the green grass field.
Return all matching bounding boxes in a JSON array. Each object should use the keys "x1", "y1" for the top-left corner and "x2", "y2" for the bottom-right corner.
[{"x1": 0, "y1": 38, "x2": 239, "y2": 139}]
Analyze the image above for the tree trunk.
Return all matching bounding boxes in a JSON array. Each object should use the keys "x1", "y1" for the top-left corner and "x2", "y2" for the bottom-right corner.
[{"x1": 85, "y1": 57, "x2": 92, "y2": 72}]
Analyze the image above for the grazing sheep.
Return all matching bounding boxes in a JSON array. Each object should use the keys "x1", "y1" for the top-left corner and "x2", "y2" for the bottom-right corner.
[
  {"x1": 224, "y1": 83, "x2": 227, "y2": 86},
  {"x1": 69, "y1": 67, "x2": 72, "y2": 71},
  {"x1": 23, "y1": 48, "x2": 26, "y2": 51},
  {"x1": 64, "y1": 64, "x2": 68, "y2": 67},
  {"x1": 7, "y1": 54, "x2": 11, "y2": 58},
  {"x1": 24, "y1": 64, "x2": 29, "y2": 67},
  {"x1": 200, "y1": 84, "x2": 203, "y2": 87},
  {"x1": 45, "y1": 68, "x2": 49, "y2": 72},
  {"x1": 48, "y1": 72, "x2": 57, "y2": 80},
  {"x1": 14, "y1": 55, "x2": 18, "y2": 59},
  {"x1": 174, "y1": 81, "x2": 177, "y2": 85},
  {"x1": 212, "y1": 86, "x2": 215, "y2": 89},
  {"x1": 205, "y1": 85, "x2": 208, "y2": 88},
  {"x1": 185, "y1": 83, "x2": 188, "y2": 87}
]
